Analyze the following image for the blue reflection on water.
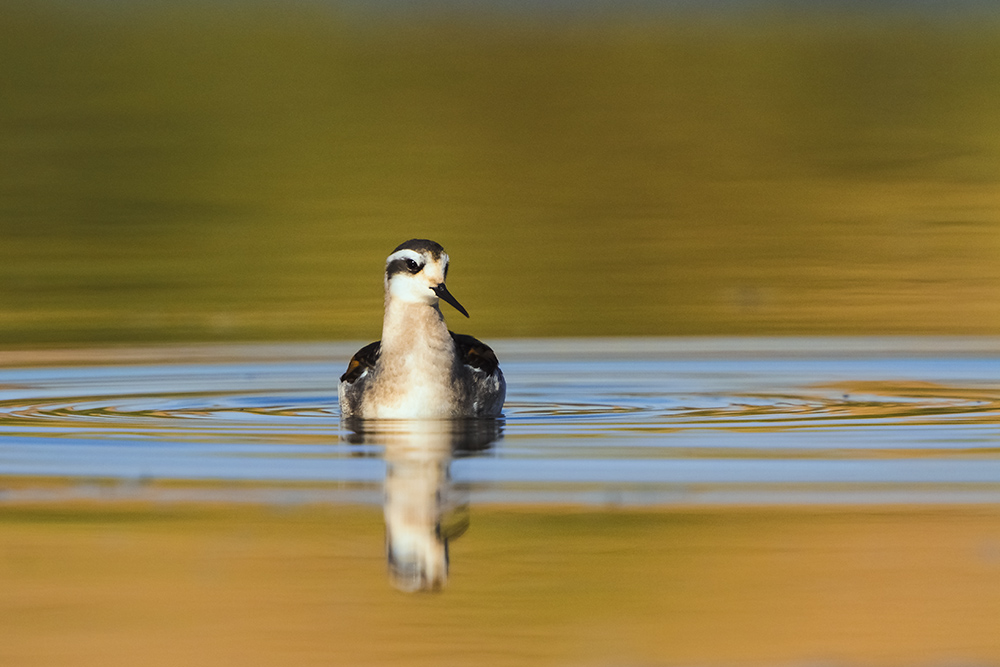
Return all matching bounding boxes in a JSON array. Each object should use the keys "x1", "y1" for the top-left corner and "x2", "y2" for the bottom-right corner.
[{"x1": 1, "y1": 338, "x2": 999, "y2": 505}]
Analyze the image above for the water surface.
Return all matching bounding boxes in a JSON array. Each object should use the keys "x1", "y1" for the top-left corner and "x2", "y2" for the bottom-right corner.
[
  {"x1": 2, "y1": 337, "x2": 999, "y2": 504},
  {"x1": 2, "y1": 5, "x2": 1000, "y2": 344},
  {"x1": 2, "y1": 337, "x2": 1000, "y2": 663}
]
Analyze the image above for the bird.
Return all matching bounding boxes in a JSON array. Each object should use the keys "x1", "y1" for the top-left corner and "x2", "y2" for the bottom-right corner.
[{"x1": 338, "y1": 239, "x2": 506, "y2": 420}]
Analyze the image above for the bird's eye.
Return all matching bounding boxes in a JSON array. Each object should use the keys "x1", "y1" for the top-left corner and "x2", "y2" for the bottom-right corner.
[{"x1": 405, "y1": 259, "x2": 421, "y2": 273}]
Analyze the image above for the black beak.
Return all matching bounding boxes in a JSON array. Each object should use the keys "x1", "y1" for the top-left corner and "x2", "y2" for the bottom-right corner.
[{"x1": 432, "y1": 283, "x2": 469, "y2": 318}]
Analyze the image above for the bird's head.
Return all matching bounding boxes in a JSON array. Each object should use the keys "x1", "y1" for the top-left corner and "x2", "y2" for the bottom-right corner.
[{"x1": 384, "y1": 239, "x2": 469, "y2": 317}]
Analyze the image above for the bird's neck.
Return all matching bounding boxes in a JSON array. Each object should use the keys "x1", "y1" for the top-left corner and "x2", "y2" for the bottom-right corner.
[{"x1": 380, "y1": 297, "x2": 454, "y2": 361}]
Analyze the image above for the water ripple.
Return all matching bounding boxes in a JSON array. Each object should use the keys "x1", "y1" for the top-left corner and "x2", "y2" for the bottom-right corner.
[
  {"x1": 4, "y1": 383, "x2": 997, "y2": 437},
  {"x1": 0, "y1": 340, "x2": 998, "y2": 504}
]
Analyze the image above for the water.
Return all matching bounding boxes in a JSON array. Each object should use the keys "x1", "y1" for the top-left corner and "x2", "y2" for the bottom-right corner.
[
  {"x1": 3, "y1": 337, "x2": 1000, "y2": 663},
  {"x1": 3, "y1": 6, "x2": 1000, "y2": 345},
  {"x1": 4, "y1": 3, "x2": 1000, "y2": 661},
  {"x1": 3, "y1": 338, "x2": 999, "y2": 501}
]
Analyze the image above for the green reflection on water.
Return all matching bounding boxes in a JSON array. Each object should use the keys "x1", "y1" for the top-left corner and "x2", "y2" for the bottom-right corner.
[{"x1": 2, "y1": 3, "x2": 999, "y2": 344}]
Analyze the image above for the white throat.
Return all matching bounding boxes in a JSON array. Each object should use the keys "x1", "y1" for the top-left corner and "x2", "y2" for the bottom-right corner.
[{"x1": 387, "y1": 274, "x2": 438, "y2": 307}]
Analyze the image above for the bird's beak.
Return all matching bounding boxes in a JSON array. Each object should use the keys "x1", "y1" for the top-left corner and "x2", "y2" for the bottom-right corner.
[{"x1": 432, "y1": 283, "x2": 469, "y2": 318}]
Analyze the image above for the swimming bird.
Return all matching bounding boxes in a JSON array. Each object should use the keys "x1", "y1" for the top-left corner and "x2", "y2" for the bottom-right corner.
[{"x1": 338, "y1": 239, "x2": 506, "y2": 420}]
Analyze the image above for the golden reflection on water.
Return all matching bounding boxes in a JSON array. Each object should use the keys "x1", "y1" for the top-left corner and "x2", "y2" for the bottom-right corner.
[
  {"x1": 1, "y1": 4, "x2": 999, "y2": 343},
  {"x1": 1, "y1": 499, "x2": 999, "y2": 666}
]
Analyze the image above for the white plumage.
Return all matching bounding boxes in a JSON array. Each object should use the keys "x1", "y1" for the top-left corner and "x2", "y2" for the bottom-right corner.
[{"x1": 338, "y1": 239, "x2": 505, "y2": 420}]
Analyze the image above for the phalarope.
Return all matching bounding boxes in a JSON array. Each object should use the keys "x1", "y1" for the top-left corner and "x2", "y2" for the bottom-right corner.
[{"x1": 338, "y1": 239, "x2": 506, "y2": 420}]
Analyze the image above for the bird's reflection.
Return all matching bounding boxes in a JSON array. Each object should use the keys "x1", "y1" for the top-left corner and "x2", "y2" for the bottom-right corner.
[{"x1": 341, "y1": 418, "x2": 503, "y2": 592}]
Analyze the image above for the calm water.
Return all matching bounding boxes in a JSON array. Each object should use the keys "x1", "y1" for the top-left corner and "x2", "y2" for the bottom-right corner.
[
  {"x1": 3, "y1": 338, "x2": 1000, "y2": 664},
  {"x1": 3, "y1": 5, "x2": 1000, "y2": 345},
  {"x1": 4, "y1": 4, "x2": 1000, "y2": 661}
]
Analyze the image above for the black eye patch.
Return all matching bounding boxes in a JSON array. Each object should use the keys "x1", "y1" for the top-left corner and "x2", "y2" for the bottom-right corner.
[{"x1": 386, "y1": 257, "x2": 424, "y2": 278}]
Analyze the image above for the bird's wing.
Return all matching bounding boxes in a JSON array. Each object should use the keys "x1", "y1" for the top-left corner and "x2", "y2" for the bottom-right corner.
[
  {"x1": 339, "y1": 341, "x2": 381, "y2": 383},
  {"x1": 449, "y1": 332, "x2": 500, "y2": 375}
]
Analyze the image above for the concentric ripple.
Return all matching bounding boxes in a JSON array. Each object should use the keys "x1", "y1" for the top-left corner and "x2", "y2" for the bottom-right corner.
[
  {"x1": 0, "y1": 392, "x2": 337, "y2": 441},
  {"x1": 4, "y1": 382, "x2": 996, "y2": 439},
  {"x1": 670, "y1": 382, "x2": 1000, "y2": 428},
  {"x1": 502, "y1": 383, "x2": 1000, "y2": 439},
  {"x1": 1, "y1": 339, "x2": 1000, "y2": 503},
  {"x1": 0, "y1": 392, "x2": 335, "y2": 425}
]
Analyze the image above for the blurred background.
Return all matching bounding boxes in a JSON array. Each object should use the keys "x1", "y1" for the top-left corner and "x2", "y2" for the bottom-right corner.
[
  {"x1": 2, "y1": 0, "x2": 999, "y2": 345},
  {"x1": 4, "y1": 5, "x2": 1000, "y2": 664}
]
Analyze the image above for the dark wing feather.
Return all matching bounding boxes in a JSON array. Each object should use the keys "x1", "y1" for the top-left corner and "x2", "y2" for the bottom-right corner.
[
  {"x1": 340, "y1": 341, "x2": 381, "y2": 383},
  {"x1": 449, "y1": 332, "x2": 500, "y2": 375}
]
